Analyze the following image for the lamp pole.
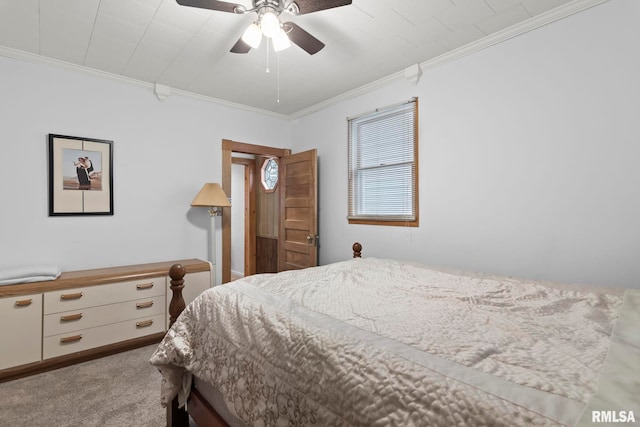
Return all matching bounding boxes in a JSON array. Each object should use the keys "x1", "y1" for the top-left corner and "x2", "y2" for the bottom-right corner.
[
  {"x1": 209, "y1": 207, "x2": 218, "y2": 287},
  {"x1": 191, "y1": 183, "x2": 231, "y2": 289}
]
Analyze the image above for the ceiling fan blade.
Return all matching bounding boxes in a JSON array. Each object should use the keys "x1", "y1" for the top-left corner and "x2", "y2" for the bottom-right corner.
[
  {"x1": 176, "y1": 0, "x2": 245, "y2": 14},
  {"x1": 230, "y1": 38, "x2": 252, "y2": 54},
  {"x1": 290, "y1": 0, "x2": 352, "y2": 15},
  {"x1": 284, "y1": 22, "x2": 325, "y2": 55}
]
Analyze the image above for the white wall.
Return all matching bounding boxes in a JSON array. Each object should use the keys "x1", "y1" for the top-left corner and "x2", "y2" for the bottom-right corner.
[
  {"x1": 291, "y1": 0, "x2": 640, "y2": 288},
  {"x1": 0, "y1": 55, "x2": 290, "y2": 286},
  {"x1": 2, "y1": 0, "x2": 638, "y2": 289}
]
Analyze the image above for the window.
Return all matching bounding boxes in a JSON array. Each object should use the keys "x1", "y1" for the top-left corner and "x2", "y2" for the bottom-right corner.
[
  {"x1": 261, "y1": 157, "x2": 279, "y2": 192},
  {"x1": 348, "y1": 98, "x2": 418, "y2": 226}
]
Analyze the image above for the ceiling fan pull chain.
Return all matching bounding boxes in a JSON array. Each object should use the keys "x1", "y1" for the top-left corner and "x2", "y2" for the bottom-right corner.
[
  {"x1": 277, "y1": 52, "x2": 281, "y2": 103},
  {"x1": 266, "y1": 39, "x2": 271, "y2": 73}
]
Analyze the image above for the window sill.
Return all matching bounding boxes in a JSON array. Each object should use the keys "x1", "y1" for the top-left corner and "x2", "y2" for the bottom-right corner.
[{"x1": 348, "y1": 218, "x2": 419, "y2": 227}]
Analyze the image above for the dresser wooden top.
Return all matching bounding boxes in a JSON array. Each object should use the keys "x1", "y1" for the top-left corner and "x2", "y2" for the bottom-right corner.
[{"x1": 0, "y1": 259, "x2": 210, "y2": 298}]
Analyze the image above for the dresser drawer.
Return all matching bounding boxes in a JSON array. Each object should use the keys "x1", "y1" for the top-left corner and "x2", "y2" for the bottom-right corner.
[
  {"x1": 43, "y1": 295, "x2": 165, "y2": 337},
  {"x1": 43, "y1": 313, "x2": 165, "y2": 359},
  {"x1": 0, "y1": 294, "x2": 42, "y2": 370},
  {"x1": 44, "y1": 277, "x2": 165, "y2": 314}
]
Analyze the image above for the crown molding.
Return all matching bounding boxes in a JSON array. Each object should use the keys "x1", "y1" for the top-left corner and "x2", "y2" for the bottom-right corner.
[
  {"x1": 0, "y1": 0, "x2": 608, "y2": 121},
  {"x1": 421, "y1": 0, "x2": 609, "y2": 71},
  {"x1": 289, "y1": 0, "x2": 609, "y2": 120},
  {"x1": 0, "y1": 45, "x2": 289, "y2": 120}
]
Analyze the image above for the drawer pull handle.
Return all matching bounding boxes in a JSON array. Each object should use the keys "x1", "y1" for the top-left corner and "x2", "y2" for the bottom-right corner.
[
  {"x1": 60, "y1": 335, "x2": 83, "y2": 344},
  {"x1": 136, "y1": 282, "x2": 154, "y2": 290},
  {"x1": 61, "y1": 313, "x2": 83, "y2": 322},
  {"x1": 136, "y1": 319, "x2": 154, "y2": 328},
  {"x1": 15, "y1": 299, "x2": 33, "y2": 307},
  {"x1": 61, "y1": 292, "x2": 83, "y2": 300},
  {"x1": 136, "y1": 301, "x2": 154, "y2": 309}
]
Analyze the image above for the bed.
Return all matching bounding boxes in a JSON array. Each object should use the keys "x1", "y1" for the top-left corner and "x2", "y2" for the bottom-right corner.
[{"x1": 151, "y1": 243, "x2": 640, "y2": 427}]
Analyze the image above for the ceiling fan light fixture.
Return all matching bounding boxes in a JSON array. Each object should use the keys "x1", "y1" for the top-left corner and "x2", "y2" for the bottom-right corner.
[
  {"x1": 260, "y1": 11, "x2": 281, "y2": 38},
  {"x1": 241, "y1": 23, "x2": 262, "y2": 49},
  {"x1": 272, "y1": 28, "x2": 291, "y2": 52}
]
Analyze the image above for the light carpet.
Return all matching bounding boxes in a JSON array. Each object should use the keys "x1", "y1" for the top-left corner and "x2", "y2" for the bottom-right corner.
[{"x1": 0, "y1": 344, "x2": 165, "y2": 426}]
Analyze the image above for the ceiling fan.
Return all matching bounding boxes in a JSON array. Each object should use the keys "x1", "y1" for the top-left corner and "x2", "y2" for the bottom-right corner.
[{"x1": 176, "y1": 0, "x2": 352, "y2": 55}]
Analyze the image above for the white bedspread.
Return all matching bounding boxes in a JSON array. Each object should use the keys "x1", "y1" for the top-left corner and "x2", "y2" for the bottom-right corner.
[{"x1": 150, "y1": 258, "x2": 639, "y2": 426}]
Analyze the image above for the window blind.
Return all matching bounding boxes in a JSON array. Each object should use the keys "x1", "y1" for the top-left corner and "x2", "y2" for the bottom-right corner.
[{"x1": 348, "y1": 98, "x2": 418, "y2": 224}]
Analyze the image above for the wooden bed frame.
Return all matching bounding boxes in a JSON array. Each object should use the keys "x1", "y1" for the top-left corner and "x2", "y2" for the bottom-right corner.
[{"x1": 165, "y1": 243, "x2": 363, "y2": 427}]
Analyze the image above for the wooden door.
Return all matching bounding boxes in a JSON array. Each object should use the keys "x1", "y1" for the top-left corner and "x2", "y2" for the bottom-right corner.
[{"x1": 278, "y1": 149, "x2": 318, "y2": 271}]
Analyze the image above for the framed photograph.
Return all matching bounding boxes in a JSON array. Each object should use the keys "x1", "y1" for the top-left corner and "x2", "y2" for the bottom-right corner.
[{"x1": 48, "y1": 134, "x2": 113, "y2": 216}]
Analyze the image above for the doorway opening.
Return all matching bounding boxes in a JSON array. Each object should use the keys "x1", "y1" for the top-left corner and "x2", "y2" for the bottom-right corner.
[
  {"x1": 222, "y1": 140, "x2": 290, "y2": 284},
  {"x1": 222, "y1": 139, "x2": 318, "y2": 283}
]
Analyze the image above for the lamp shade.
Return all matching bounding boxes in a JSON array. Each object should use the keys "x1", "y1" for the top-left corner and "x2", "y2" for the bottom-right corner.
[
  {"x1": 272, "y1": 28, "x2": 291, "y2": 52},
  {"x1": 241, "y1": 23, "x2": 262, "y2": 49},
  {"x1": 191, "y1": 183, "x2": 231, "y2": 208},
  {"x1": 260, "y1": 11, "x2": 280, "y2": 38}
]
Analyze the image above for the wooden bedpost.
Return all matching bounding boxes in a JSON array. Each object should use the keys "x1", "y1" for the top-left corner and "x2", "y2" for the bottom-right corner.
[
  {"x1": 168, "y1": 264, "x2": 186, "y2": 328},
  {"x1": 167, "y1": 264, "x2": 189, "y2": 427},
  {"x1": 352, "y1": 242, "x2": 362, "y2": 258}
]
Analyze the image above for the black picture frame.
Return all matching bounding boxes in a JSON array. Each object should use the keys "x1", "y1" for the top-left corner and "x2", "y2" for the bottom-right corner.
[{"x1": 48, "y1": 134, "x2": 114, "y2": 216}]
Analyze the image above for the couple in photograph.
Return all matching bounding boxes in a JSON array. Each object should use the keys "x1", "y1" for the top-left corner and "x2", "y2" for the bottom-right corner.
[{"x1": 73, "y1": 156, "x2": 94, "y2": 188}]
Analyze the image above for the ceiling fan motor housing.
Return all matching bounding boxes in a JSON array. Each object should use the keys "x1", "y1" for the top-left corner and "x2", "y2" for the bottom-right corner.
[{"x1": 250, "y1": 0, "x2": 289, "y2": 16}]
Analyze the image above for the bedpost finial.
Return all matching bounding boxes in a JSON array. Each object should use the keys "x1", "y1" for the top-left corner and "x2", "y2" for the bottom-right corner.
[
  {"x1": 169, "y1": 263, "x2": 186, "y2": 281},
  {"x1": 352, "y1": 242, "x2": 362, "y2": 258}
]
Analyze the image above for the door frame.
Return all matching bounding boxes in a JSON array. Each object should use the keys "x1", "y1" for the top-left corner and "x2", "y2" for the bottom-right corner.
[{"x1": 221, "y1": 139, "x2": 291, "y2": 284}]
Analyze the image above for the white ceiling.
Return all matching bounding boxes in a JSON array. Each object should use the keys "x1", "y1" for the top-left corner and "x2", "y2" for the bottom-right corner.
[{"x1": 0, "y1": 0, "x2": 603, "y2": 117}]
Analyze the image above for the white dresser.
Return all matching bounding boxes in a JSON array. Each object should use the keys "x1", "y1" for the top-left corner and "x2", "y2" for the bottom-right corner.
[{"x1": 0, "y1": 259, "x2": 211, "y2": 381}]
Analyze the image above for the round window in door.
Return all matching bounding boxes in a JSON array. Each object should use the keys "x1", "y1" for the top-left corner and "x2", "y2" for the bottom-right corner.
[{"x1": 261, "y1": 158, "x2": 279, "y2": 192}]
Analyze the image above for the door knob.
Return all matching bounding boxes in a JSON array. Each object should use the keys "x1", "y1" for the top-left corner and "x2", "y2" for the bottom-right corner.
[{"x1": 306, "y1": 234, "x2": 319, "y2": 246}]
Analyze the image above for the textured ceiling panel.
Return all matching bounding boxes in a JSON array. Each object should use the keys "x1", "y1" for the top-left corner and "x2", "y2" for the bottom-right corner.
[{"x1": 0, "y1": 0, "x2": 594, "y2": 116}]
